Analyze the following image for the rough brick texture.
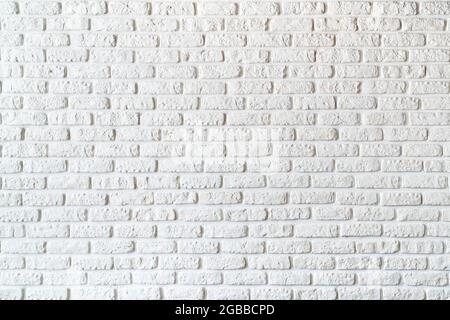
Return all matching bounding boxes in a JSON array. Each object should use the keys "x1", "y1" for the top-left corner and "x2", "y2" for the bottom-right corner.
[{"x1": 0, "y1": 0, "x2": 450, "y2": 300}]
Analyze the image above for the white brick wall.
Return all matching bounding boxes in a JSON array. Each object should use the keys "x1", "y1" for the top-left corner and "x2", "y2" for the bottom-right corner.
[{"x1": 0, "y1": 0, "x2": 449, "y2": 300}]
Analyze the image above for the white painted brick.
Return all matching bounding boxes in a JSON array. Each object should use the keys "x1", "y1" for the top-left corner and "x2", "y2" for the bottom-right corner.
[{"x1": 0, "y1": 0, "x2": 448, "y2": 301}]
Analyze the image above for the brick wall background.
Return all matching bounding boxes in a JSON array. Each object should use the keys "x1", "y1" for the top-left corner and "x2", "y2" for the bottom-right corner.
[{"x1": 0, "y1": 0, "x2": 449, "y2": 300}]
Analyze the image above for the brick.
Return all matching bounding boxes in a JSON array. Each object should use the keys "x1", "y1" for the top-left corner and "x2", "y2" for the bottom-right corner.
[{"x1": 1, "y1": 0, "x2": 448, "y2": 301}]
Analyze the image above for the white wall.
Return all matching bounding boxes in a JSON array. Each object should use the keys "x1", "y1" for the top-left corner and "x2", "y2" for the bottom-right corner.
[{"x1": 0, "y1": 0, "x2": 449, "y2": 300}]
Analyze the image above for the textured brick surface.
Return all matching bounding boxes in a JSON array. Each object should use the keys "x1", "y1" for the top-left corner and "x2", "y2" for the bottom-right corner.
[{"x1": 0, "y1": 0, "x2": 450, "y2": 300}]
